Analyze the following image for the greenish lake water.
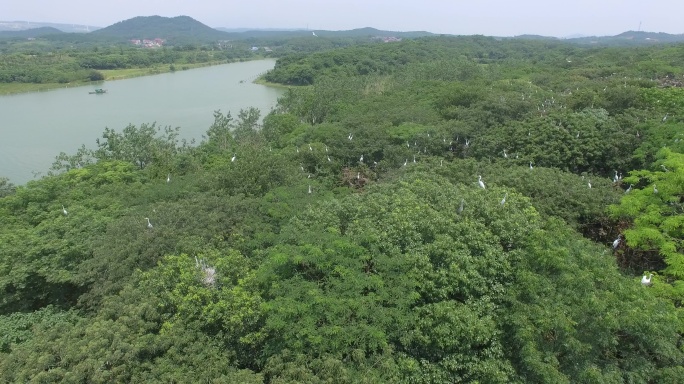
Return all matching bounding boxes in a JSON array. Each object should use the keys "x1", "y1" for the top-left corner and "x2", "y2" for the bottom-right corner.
[{"x1": 0, "y1": 59, "x2": 283, "y2": 185}]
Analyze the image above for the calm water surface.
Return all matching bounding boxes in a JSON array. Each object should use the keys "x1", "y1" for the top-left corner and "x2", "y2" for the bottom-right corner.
[{"x1": 0, "y1": 59, "x2": 283, "y2": 185}]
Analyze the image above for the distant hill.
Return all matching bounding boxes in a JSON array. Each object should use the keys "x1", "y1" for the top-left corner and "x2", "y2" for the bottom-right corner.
[
  {"x1": 506, "y1": 30, "x2": 684, "y2": 46},
  {"x1": 0, "y1": 21, "x2": 99, "y2": 33},
  {"x1": 91, "y1": 15, "x2": 230, "y2": 43},
  {"x1": 567, "y1": 30, "x2": 684, "y2": 45},
  {"x1": 0, "y1": 27, "x2": 63, "y2": 38},
  {"x1": 217, "y1": 26, "x2": 434, "y2": 39}
]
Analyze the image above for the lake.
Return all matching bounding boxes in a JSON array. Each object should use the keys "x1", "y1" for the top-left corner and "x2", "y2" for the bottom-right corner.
[{"x1": 0, "y1": 59, "x2": 284, "y2": 185}]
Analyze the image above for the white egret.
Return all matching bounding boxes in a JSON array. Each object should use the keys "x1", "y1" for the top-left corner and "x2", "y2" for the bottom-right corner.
[
  {"x1": 145, "y1": 217, "x2": 153, "y2": 229},
  {"x1": 588, "y1": 180, "x2": 592, "y2": 189},
  {"x1": 503, "y1": 149, "x2": 508, "y2": 158},
  {"x1": 348, "y1": 133, "x2": 353, "y2": 140},
  {"x1": 641, "y1": 273, "x2": 653, "y2": 286},
  {"x1": 325, "y1": 145, "x2": 328, "y2": 152},
  {"x1": 403, "y1": 159, "x2": 408, "y2": 166},
  {"x1": 357, "y1": 172, "x2": 360, "y2": 179},
  {"x1": 500, "y1": 193, "x2": 508, "y2": 206},
  {"x1": 625, "y1": 184, "x2": 632, "y2": 193},
  {"x1": 478, "y1": 175, "x2": 486, "y2": 189},
  {"x1": 406, "y1": 141, "x2": 410, "y2": 148},
  {"x1": 613, "y1": 170, "x2": 619, "y2": 183},
  {"x1": 612, "y1": 236, "x2": 620, "y2": 250},
  {"x1": 62, "y1": 205, "x2": 68, "y2": 216},
  {"x1": 300, "y1": 165, "x2": 304, "y2": 172},
  {"x1": 167, "y1": 174, "x2": 171, "y2": 183},
  {"x1": 661, "y1": 164, "x2": 669, "y2": 172},
  {"x1": 231, "y1": 154, "x2": 236, "y2": 162},
  {"x1": 465, "y1": 139, "x2": 470, "y2": 147},
  {"x1": 309, "y1": 144, "x2": 313, "y2": 151},
  {"x1": 296, "y1": 147, "x2": 299, "y2": 153},
  {"x1": 413, "y1": 155, "x2": 416, "y2": 163},
  {"x1": 662, "y1": 113, "x2": 668, "y2": 122},
  {"x1": 308, "y1": 185, "x2": 312, "y2": 194},
  {"x1": 440, "y1": 159, "x2": 443, "y2": 167},
  {"x1": 327, "y1": 156, "x2": 331, "y2": 162},
  {"x1": 529, "y1": 162, "x2": 533, "y2": 170},
  {"x1": 654, "y1": 184, "x2": 658, "y2": 194},
  {"x1": 458, "y1": 199, "x2": 465, "y2": 214},
  {"x1": 359, "y1": 154, "x2": 364, "y2": 163}
]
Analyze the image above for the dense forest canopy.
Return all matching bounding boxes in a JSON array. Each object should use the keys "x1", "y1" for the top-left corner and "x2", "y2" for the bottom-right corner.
[{"x1": 2, "y1": 35, "x2": 684, "y2": 382}]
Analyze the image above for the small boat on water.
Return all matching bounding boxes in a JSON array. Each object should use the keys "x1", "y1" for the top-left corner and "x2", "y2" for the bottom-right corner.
[{"x1": 89, "y1": 88, "x2": 107, "y2": 94}]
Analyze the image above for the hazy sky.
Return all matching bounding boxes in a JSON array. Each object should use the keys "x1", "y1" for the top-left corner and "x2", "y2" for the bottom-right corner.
[{"x1": 2, "y1": 0, "x2": 682, "y2": 37}]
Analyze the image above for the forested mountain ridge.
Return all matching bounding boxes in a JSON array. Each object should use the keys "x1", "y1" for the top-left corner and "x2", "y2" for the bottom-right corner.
[
  {"x1": 91, "y1": 15, "x2": 231, "y2": 43},
  {"x1": 1, "y1": 36, "x2": 684, "y2": 382}
]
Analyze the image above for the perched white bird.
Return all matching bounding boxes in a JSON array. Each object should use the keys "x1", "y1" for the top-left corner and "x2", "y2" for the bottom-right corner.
[
  {"x1": 529, "y1": 162, "x2": 533, "y2": 170},
  {"x1": 145, "y1": 217, "x2": 153, "y2": 229},
  {"x1": 641, "y1": 273, "x2": 653, "y2": 286},
  {"x1": 327, "y1": 156, "x2": 331, "y2": 162},
  {"x1": 325, "y1": 145, "x2": 328, "y2": 152},
  {"x1": 458, "y1": 199, "x2": 465, "y2": 214},
  {"x1": 503, "y1": 149, "x2": 508, "y2": 158},
  {"x1": 357, "y1": 172, "x2": 360, "y2": 179},
  {"x1": 612, "y1": 236, "x2": 620, "y2": 249},
  {"x1": 167, "y1": 174, "x2": 171, "y2": 183},
  {"x1": 309, "y1": 144, "x2": 313, "y2": 151},
  {"x1": 500, "y1": 193, "x2": 508, "y2": 206},
  {"x1": 625, "y1": 184, "x2": 633, "y2": 193},
  {"x1": 403, "y1": 159, "x2": 408, "y2": 166},
  {"x1": 588, "y1": 180, "x2": 592, "y2": 189},
  {"x1": 662, "y1": 113, "x2": 668, "y2": 122},
  {"x1": 478, "y1": 175, "x2": 486, "y2": 189},
  {"x1": 613, "y1": 170, "x2": 619, "y2": 183},
  {"x1": 312, "y1": 31, "x2": 317, "y2": 37},
  {"x1": 440, "y1": 159, "x2": 443, "y2": 167},
  {"x1": 231, "y1": 154, "x2": 236, "y2": 162},
  {"x1": 308, "y1": 185, "x2": 312, "y2": 194},
  {"x1": 359, "y1": 154, "x2": 364, "y2": 163},
  {"x1": 62, "y1": 205, "x2": 68, "y2": 216},
  {"x1": 654, "y1": 184, "x2": 658, "y2": 194},
  {"x1": 348, "y1": 133, "x2": 353, "y2": 140}
]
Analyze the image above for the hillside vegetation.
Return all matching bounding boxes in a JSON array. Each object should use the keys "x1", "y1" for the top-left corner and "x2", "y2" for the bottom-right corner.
[{"x1": 1, "y1": 36, "x2": 684, "y2": 382}]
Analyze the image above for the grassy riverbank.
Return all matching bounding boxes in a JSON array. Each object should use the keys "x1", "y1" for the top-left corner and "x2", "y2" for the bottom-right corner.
[{"x1": 0, "y1": 57, "x2": 272, "y2": 96}]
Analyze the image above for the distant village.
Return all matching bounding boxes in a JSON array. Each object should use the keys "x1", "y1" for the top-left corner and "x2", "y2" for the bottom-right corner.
[{"x1": 129, "y1": 38, "x2": 165, "y2": 48}]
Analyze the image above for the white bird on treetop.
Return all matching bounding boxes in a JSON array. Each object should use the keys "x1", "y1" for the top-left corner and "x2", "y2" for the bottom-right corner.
[
  {"x1": 500, "y1": 193, "x2": 508, "y2": 206},
  {"x1": 231, "y1": 154, "x2": 236, "y2": 162},
  {"x1": 145, "y1": 217, "x2": 153, "y2": 229},
  {"x1": 62, "y1": 205, "x2": 68, "y2": 216},
  {"x1": 478, "y1": 175, "x2": 486, "y2": 189},
  {"x1": 167, "y1": 174, "x2": 171, "y2": 183},
  {"x1": 308, "y1": 185, "x2": 312, "y2": 194},
  {"x1": 612, "y1": 236, "x2": 620, "y2": 249},
  {"x1": 641, "y1": 273, "x2": 653, "y2": 286}
]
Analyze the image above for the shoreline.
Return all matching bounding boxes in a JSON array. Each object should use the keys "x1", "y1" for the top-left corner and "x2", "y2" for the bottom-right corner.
[{"x1": 0, "y1": 56, "x2": 276, "y2": 96}]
